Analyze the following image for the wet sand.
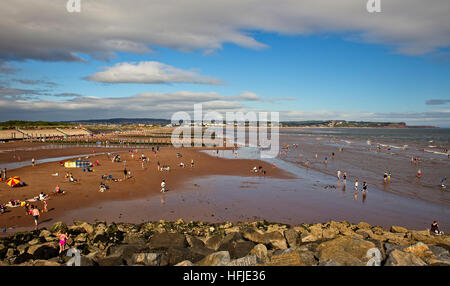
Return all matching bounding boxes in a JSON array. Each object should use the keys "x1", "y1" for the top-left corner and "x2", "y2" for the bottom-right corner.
[{"x1": 0, "y1": 143, "x2": 290, "y2": 234}]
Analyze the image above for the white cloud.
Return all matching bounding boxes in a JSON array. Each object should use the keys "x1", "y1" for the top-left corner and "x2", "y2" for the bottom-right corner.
[
  {"x1": 0, "y1": 0, "x2": 449, "y2": 61},
  {"x1": 85, "y1": 61, "x2": 223, "y2": 85}
]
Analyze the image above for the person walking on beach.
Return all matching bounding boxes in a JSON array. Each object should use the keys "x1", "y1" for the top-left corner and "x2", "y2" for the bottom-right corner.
[
  {"x1": 354, "y1": 180, "x2": 359, "y2": 191},
  {"x1": 362, "y1": 182, "x2": 368, "y2": 192},
  {"x1": 383, "y1": 172, "x2": 388, "y2": 183},
  {"x1": 417, "y1": 169, "x2": 422, "y2": 182},
  {"x1": 123, "y1": 167, "x2": 128, "y2": 180},
  {"x1": 337, "y1": 170, "x2": 341, "y2": 180},
  {"x1": 161, "y1": 180, "x2": 166, "y2": 193},
  {"x1": 157, "y1": 161, "x2": 160, "y2": 171},
  {"x1": 31, "y1": 205, "x2": 40, "y2": 230},
  {"x1": 31, "y1": 157, "x2": 35, "y2": 167},
  {"x1": 343, "y1": 172, "x2": 347, "y2": 185},
  {"x1": 1, "y1": 168, "x2": 5, "y2": 181},
  {"x1": 191, "y1": 159, "x2": 194, "y2": 168},
  {"x1": 43, "y1": 200, "x2": 48, "y2": 213},
  {"x1": 441, "y1": 178, "x2": 447, "y2": 189}
]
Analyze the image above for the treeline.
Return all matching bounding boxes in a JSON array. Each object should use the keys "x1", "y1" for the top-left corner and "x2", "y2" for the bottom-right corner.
[{"x1": 0, "y1": 120, "x2": 74, "y2": 129}]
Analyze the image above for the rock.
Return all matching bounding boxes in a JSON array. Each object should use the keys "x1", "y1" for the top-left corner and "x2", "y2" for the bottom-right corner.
[
  {"x1": 28, "y1": 238, "x2": 41, "y2": 246},
  {"x1": 284, "y1": 229, "x2": 300, "y2": 248},
  {"x1": 27, "y1": 242, "x2": 59, "y2": 260},
  {"x1": 175, "y1": 260, "x2": 194, "y2": 266},
  {"x1": 107, "y1": 243, "x2": 146, "y2": 264},
  {"x1": 196, "y1": 251, "x2": 231, "y2": 266},
  {"x1": 403, "y1": 242, "x2": 435, "y2": 260},
  {"x1": 205, "y1": 235, "x2": 224, "y2": 251},
  {"x1": 429, "y1": 245, "x2": 449, "y2": 257},
  {"x1": 167, "y1": 247, "x2": 205, "y2": 265},
  {"x1": 391, "y1": 226, "x2": 408, "y2": 233},
  {"x1": 6, "y1": 248, "x2": 15, "y2": 258},
  {"x1": 242, "y1": 228, "x2": 287, "y2": 250},
  {"x1": 92, "y1": 230, "x2": 108, "y2": 243},
  {"x1": 17, "y1": 244, "x2": 29, "y2": 254},
  {"x1": 186, "y1": 235, "x2": 205, "y2": 248},
  {"x1": 75, "y1": 233, "x2": 87, "y2": 243},
  {"x1": 149, "y1": 232, "x2": 187, "y2": 249},
  {"x1": 226, "y1": 255, "x2": 259, "y2": 266},
  {"x1": 49, "y1": 222, "x2": 68, "y2": 234},
  {"x1": 97, "y1": 255, "x2": 125, "y2": 266},
  {"x1": 249, "y1": 244, "x2": 268, "y2": 261},
  {"x1": 78, "y1": 256, "x2": 96, "y2": 266},
  {"x1": 266, "y1": 249, "x2": 317, "y2": 266},
  {"x1": 322, "y1": 228, "x2": 339, "y2": 240},
  {"x1": 219, "y1": 239, "x2": 255, "y2": 259},
  {"x1": 357, "y1": 222, "x2": 371, "y2": 229},
  {"x1": 33, "y1": 260, "x2": 61, "y2": 266},
  {"x1": 316, "y1": 236, "x2": 376, "y2": 266},
  {"x1": 80, "y1": 223, "x2": 94, "y2": 234},
  {"x1": 12, "y1": 253, "x2": 33, "y2": 264},
  {"x1": 385, "y1": 249, "x2": 427, "y2": 266},
  {"x1": 39, "y1": 230, "x2": 52, "y2": 238},
  {"x1": 131, "y1": 253, "x2": 163, "y2": 266}
]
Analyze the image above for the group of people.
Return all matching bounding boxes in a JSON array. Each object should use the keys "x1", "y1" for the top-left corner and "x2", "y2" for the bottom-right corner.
[{"x1": 251, "y1": 166, "x2": 267, "y2": 175}]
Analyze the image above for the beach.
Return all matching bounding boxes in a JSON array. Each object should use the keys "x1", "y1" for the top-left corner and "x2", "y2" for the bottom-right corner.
[{"x1": 1, "y1": 127, "x2": 449, "y2": 235}]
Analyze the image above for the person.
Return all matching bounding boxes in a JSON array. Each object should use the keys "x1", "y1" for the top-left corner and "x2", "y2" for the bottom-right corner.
[
  {"x1": 99, "y1": 182, "x2": 107, "y2": 192},
  {"x1": 39, "y1": 192, "x2": 46, "y2": 201},
  {"x1": 31, "y1": 205, "x2": 40, "y2": 230},
  {"x1": 179, "y1": 162, "x2": 185, "y2": 168},
  {"x1": 53, "y1": 185, "x2": 61, "y2": 194},
  {"x1": 362, "y1": 182, "x2": 368, "y2": 192},
  {"x1": 354, "y1": 180, "x2": 359, "y2": 191},
  {"x1": 157, "y1": 161, "x2": 160, "y2": 171},
  {"x1": 315, "y1": 153, "x2": 318, "y2": 160},
  {"x1": 32, "y1": 158, "x2": 35, "y2": 167},
  {"x1": 383, "y1": 172, "x2": 388, "y2": 183},
  {"x1": 43, "y1": 200, "x2": 48, "y2": 213},
  {"x1": 3, "y1": 168, "x2": 7, "y2": 181},
  {"x1": 161, "y1": 180, "x2": 166, "y2": 193},
  {"x1": 430, "y1": 221, "x2": 443, "y2": 235},
  {"x1": 387, "y1": 172, "x2": 391, "y2": 182},
  {"x1": 417, "y1": 169, "x2": 422, "y2": 181},
  {"x1": 191, "y1": 159, "x2": 194, "y2": 168},
  {"x1": 123, "y1": 167, "x2": 128, "y2": 180},
  {"x1": 58, "y1": 231, "x2": 70, "y2": 254},
  {"x1": 441, "y1": 178, "x2": 447, "y2": 189},
  {"x1": 337, "y1": 170, "x2": 341, "y2": 180},
  {"x1": 324, "y1": 157, "x2": 328, "y2": 165},
  {"x1": 343, "y1": 172, "x2": 347, "y2": 184}
]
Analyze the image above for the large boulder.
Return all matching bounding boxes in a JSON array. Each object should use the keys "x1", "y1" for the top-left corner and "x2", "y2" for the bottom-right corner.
[
  {"x1": 242, "y1": 228, "x2": 287, "y2": 250},
  {"x1": 205, "y1": 235, "x2": 224, "y2": 251},
  {"x1": 249, "y1": 244, "x2": 268, "y2": 262},
  {"x1": 385, "y1": 249, "x2": 427, "y2": 266},
  {"x1": 186, "y1": 235, "x2": 206, "y2": 248},
  {"x1": 175, "y1": 260, "x2": 194, "y2": 266},
  {"x1": 267, "y1": 249, "x2": 317, "y2": 266},
  {"x1": 27, "y1": 242, "x2": 59, "y2": 260},
  {"x1": 390, "y1": 226, "x2": 408, "y2": 233},
  {"x1": 149, "y1": 232, "x2": 187, "y2": 249},
  {"x1": 33, "y1": 260, "x2": 61, "y2": 266},
  {"x1": 284, "y1": 229, "x2": 300, "y2": 248},
  {"x1": 49, "y1": 222, "x2": 68, "y2": 234},
  {"x1": 226, "y1": 255, "x2": 260, "y2": 266},
  {"x1": 167, "y1": 247, "x2": 205, "y2": 265},
  {"x1": 316, "y1": 236, "x2": 376, "y2": 266},
  {"x1": 196, "y1": 251, "x2": 231, "y2": 266},
  {"x1": 402, "y1": 242, "x2": 435, "y2": 260},
  {"x1": 131, "y1": 253, "x2": 165, "y2": 266}
]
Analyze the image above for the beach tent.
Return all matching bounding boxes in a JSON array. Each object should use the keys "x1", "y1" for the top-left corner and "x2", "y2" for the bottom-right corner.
[
  {"x1": 64, "y1": 161, "x2": 77, "y2": 168},
  {"x1": 75, "y1": 160, "x2": 92, "y2": 168},
  {"x1": 6, "y1": 176, "x2": 20, "y2": 187}
]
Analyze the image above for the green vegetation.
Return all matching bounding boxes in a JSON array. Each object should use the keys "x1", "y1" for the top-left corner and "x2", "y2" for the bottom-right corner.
[{"x1": 0, "y1": 120, "x2": 74, "y2": 129}]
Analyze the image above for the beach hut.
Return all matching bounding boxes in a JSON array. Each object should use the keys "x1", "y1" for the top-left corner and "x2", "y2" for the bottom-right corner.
[
  {"x1": 64, "y1": 161, "x2": 77, "y2": 168},
  {"x1": 6, "y1": 176, "x2": 21, "y2": 187}
]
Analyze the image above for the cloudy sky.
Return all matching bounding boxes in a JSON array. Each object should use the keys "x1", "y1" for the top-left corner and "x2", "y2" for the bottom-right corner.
[{"x1": 0, "y1": 0, "x2": 449, "y2": 126}]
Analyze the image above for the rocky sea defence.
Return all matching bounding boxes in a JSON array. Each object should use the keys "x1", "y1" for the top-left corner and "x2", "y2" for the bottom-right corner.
[{"x1": 0, "y1": 220, "x2": 449, "y2": 266}]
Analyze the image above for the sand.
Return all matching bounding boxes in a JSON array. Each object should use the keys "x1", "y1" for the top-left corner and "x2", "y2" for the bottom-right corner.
[{"x1": 0, "y1": 142, "x2": 291, "y2": 232}]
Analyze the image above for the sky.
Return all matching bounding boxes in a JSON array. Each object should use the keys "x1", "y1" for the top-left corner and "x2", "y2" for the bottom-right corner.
[{"x1": 0, "y1": 0, "x2": 449, "y2": 126}]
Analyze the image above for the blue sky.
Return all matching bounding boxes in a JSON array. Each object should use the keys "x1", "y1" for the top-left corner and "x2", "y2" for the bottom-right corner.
[{"x1": 1, "y1": 0, "x2": 450, "y2": 126}]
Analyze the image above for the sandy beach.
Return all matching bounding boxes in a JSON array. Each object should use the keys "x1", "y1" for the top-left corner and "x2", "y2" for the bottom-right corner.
[{"x1": 0, "y1": 142, "x2": 291, "y2": 233}]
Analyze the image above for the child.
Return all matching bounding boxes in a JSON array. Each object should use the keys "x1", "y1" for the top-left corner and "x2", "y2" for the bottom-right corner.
[{"x1": 58, "y1": 231, "x2": 70, "y2": 254}]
